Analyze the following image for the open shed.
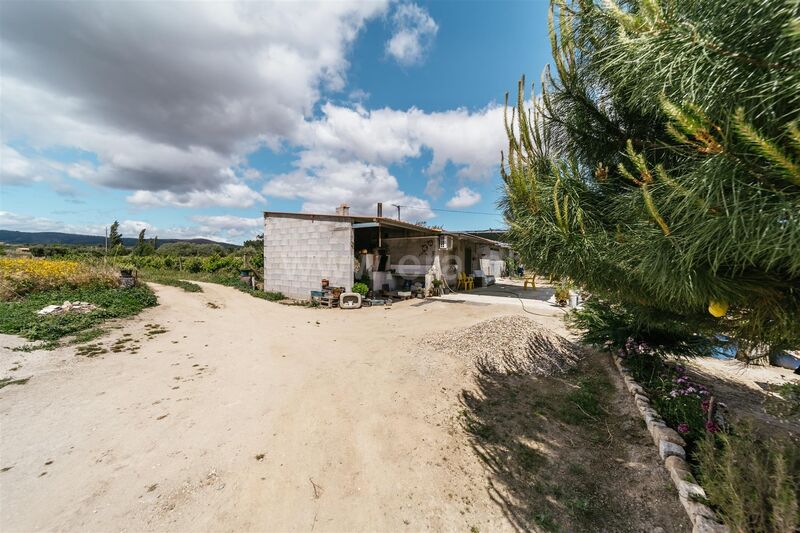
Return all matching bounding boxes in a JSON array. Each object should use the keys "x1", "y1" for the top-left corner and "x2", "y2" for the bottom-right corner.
[{"x1": 263, "y1": 208, "x2": 510, "y2": 300}]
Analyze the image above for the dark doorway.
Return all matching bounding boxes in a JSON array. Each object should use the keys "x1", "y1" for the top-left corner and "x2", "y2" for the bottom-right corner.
[{"x1": 464, "y1": 246, "x2": 472, "y2": 275}]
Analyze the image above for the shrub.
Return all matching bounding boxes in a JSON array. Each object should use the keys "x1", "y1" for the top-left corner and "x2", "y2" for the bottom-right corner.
[
  {"x1": 696, "y1": 426, "x2": 799, "y2": 533},
  {"x1": 352, "y1": 282, "x2": 369, "y2": 296},
  {"x1": 186, "y1": 257, "x2": 203, "y2": 273}
]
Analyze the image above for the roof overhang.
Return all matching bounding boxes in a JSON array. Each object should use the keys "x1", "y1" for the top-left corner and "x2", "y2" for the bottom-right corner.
[{"x1": 263, "y1": 211, "x2": 440, "y2": 235}]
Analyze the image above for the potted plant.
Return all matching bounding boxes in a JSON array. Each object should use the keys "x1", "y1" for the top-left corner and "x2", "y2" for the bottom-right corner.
[
  {"x1": 554, "y1": 280, "x2": 572, "y2": 307},
  {"x1": 352, "y1": 282, "x2": 369, "y2": 297}
]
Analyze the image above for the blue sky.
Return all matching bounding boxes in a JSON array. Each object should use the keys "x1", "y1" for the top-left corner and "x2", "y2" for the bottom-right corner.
[{"x1": 0, "y1": 1, "x2": 552, "y2": 243}]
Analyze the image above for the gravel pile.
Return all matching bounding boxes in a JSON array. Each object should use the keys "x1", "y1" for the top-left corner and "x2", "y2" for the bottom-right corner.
[{"x1": 424, "y1": 315, "x2": 584, "y2": 376}]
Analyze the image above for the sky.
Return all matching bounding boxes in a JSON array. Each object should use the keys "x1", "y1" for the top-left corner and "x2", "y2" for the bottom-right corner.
[{"x1": 0, "y1": 1, "x2": 553, "y2": 244}]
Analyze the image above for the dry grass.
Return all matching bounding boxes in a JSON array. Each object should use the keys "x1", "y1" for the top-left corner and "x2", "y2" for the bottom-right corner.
[{"x1": 0, "y1": 258, "x2": 117, "y2": 300}]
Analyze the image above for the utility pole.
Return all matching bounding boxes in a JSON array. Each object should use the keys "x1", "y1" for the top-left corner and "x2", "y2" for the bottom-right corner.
[
  {"x1": 104, "y1": 227, "x2": 108, "y2": 264},
  {"x1": 392, "y1": 204, "x2": 401, "y2": 220}
]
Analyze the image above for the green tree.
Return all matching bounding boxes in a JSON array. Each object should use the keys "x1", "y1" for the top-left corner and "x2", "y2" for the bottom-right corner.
[
  {"x1": 502, "y1": 0, "x2": 800, "y2": 361},
  {"x1": 108, "y1": 220, "x2": 123, "y2": 248},
  {"x1": 132, "y1": 228, "x2": 155, "y2": 256}
]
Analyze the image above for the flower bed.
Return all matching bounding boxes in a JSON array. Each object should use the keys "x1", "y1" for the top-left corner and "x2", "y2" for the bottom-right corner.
[
  {"x1": 612, "y1": 352, "x2": 728, "y2": 532},
  {"x1": 618, "y1": 343, "x2": 722, "y2": 455},
  {"x1": 615, "y1": 343, "x2": 799, "y2": 532}
]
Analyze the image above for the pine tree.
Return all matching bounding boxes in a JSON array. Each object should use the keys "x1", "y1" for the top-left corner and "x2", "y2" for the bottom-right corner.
[
  {"x1": 108, "y1": 220, "x2": 123, "y2": 248},
  {"x1": 502, "y1": 0, "x2": 800, "y2": 361}
]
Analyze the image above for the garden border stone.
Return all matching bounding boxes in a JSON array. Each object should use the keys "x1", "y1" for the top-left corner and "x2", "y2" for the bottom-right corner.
[{"x1": 612, "y1": 354, "x2": 728, "y2": 533}]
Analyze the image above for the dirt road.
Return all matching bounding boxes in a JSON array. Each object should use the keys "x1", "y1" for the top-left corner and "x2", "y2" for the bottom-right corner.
[{"x1": 1, "y1": 283, "x2": 684, "y2": 532}]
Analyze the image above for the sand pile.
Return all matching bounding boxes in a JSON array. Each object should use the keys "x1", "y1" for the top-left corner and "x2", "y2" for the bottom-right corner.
[{"x1": 424, "y1": 315, "x2": 583, "y2": 376}]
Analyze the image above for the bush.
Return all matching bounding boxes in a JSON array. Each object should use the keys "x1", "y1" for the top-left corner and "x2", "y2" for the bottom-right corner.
[
  {"x1": 186, "y1": 257, "x2": 203, "y2": 273},
  {"x1": 352, "y1": 282, "x2": 369, "y2": 296},
  {"x1": 568, "y1": 298, "x2": 716, "y2": 359},
  {"x1": 696, "y1": 426, "x2": 799, "y2": 532}
]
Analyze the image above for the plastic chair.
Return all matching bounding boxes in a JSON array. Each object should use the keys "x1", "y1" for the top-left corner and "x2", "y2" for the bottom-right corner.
[
  {"x1": 457, "y1": 271, "x2": 474, "y2": 291},
  {"x1": 523, "y1": 274, "x2": 536, "y2": 289}
]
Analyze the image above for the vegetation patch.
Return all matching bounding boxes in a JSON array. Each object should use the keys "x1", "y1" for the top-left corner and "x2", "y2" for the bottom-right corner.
[
  {"x1": 144, "y1": 323, "x2": 168, "y2": 337},
  {"x1": 0, "y1": 258, "x2": 117, "y2": 299},
  {"x1": 137, "y1": 268, "x2": 284, "y2": 301},
  {"x1": 138, "y1": 270, "x2": 203, "y2": 292},
  {"x1": 11, "y1": 340, "x2": 60, "y2": 352},
  {"x1": 75, "y1": 343, "x2": 107, "y2": 357},
  {"x1": 696, "y1": 425, "x2": 799, "y2": 532},
  {"x1": 0, "y1": 377, "x2": 30, "y2": 390},
  {"x1": 461, "y1": 354, "x2": 684, "y2": 531},
  {"x1": 763, "y1": 382, "x2": 800, "y2": 422},
  {"x1": 0, "y1": 284, "x2": 157, "y2": 342}
]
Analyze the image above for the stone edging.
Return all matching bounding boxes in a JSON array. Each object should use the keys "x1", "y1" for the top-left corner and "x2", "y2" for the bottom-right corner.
[{"x1": 612, "y1": 355, "x2": 728, "y2": 533}]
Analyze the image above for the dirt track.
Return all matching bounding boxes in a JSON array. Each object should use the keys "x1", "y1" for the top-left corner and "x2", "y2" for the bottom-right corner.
[{"x1": 1, "y1": 283, "x2": 685, "y2": 532}]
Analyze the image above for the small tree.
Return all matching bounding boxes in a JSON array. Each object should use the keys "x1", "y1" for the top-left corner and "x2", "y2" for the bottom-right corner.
[
  {"x1": 109, "y1": 220, "x2": 123, "y2": 248},
  {"x1": 132, "y1": 228, "x2": 154, "y2": 256}
]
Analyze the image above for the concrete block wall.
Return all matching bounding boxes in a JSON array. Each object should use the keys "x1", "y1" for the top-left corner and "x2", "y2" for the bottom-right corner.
[{"x1": 264, "y1": 216, "x2": 354, "y2": 299}]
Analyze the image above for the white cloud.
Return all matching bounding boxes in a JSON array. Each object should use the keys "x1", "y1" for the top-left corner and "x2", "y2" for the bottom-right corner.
[
  {"x1": 263, "y1": 157, "x2": 433, "y2": 219},
  {"x1": 127, "y1": 182, "x2": 265, "y2": 209},
  {"x1": 190, "y1": 215, "x2": 262, "y2": 240},
  {"x1": 260, "y1": 101, "x2": 505, "y2": 217},
  {"x1": 292, "y1": 102, "x2": 506, "y2": 181},
  {"x1": 0, "y1": 1, "x2": 389, "y2": 205},
  {"x1": 0, "y1": 145, "x2": 38, "y2": 185},
  {"x1": 424, "y1": 176, "x2": 444, "y2": 198},
  {"x1": 446, "y1": 187, "x2": 481, "y2": 208},
  {"x1": 385, "y1": 3, "x2": 438, "y2": 66}
]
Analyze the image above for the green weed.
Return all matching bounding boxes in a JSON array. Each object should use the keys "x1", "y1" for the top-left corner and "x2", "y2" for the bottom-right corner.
[
  {"x1": 0, "y1": 377, "x2": 30, "y2": 389},
  {"x1": 0, "y1": 285, "x2": 156, "y2": 342}
]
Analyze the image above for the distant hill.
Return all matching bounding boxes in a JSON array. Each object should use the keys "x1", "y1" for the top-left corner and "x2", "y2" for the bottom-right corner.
[{"x1": 0, "y1": 229, "x2": 237, "y2": 248}]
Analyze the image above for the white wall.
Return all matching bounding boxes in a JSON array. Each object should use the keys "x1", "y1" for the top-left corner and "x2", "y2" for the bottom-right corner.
[{"x1": 264, "y1": 216, "x2": 353, "y2": 299}]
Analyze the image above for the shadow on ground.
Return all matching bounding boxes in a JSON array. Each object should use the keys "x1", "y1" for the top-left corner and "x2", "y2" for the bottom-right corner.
[{"x1": 460, "y1": 353, "x2": 691, "y2": 532}]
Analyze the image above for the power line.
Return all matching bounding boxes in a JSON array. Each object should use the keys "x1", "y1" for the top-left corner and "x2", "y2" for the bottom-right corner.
[{"x1": 394, "y1": 205, "x2": 502, "y2": 216}]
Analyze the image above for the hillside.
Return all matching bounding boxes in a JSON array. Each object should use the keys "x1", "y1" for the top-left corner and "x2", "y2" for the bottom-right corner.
[{"x1": 0, "y1": 230, "x2": 236, "y2": 248}]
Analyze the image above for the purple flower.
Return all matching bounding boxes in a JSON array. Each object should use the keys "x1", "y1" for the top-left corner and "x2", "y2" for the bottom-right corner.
[
  {"x1": 705, "y1": 420, "x2": 719, "y2": 433},
  {"x1": 677, "y1": 423, "x2": 690, "y2": 434},
  {"x1": 701, "y1": 399, "x2": 710, "y2": 413},
  {"x1": 675, "y1": 364, "x2": 686, "y2": 374}
]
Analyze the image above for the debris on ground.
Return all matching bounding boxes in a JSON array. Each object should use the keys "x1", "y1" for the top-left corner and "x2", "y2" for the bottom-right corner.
[
  {"x1": 37, "y1": 301, "x2": 98, "y2": 316},
  {"x1": 424, "y1": 315, "x2": 583, "y2": 376}
]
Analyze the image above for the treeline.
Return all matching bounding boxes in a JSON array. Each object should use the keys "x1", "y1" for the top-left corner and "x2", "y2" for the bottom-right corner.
[
  {"x1": 20, "y1": 241, "x2": 240, "y2": 259},
  {"x1": 116, "y1": 251, "x2": 262, "y2": 274}
]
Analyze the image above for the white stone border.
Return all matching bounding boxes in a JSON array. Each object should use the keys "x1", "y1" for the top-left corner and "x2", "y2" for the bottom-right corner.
[{"x1": 612, "y1": 355, "x2": 728, "y2": 533}]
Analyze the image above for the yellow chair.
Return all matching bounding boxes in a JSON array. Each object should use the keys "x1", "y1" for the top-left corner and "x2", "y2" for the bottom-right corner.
[
  {"x1": 457, "y1": 271, "x2": 474, "y2": 291},
  {"x1": 523, "y1": 274, "x2": 536, "y2": 289}
]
